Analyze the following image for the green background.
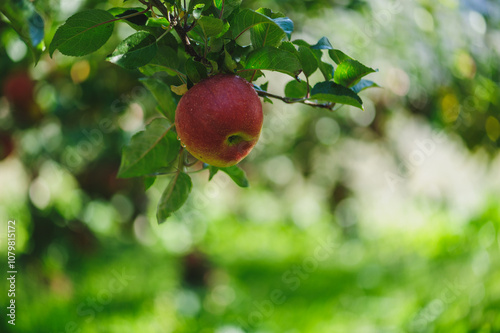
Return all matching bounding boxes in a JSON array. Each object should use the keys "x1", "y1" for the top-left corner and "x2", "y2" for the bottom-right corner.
[{"x1": 1, "y1": 0, "x2": 499, "y2": 332}]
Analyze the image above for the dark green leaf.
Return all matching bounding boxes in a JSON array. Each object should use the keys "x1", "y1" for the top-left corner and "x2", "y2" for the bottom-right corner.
[
  {"x1": 139, "y1": 64, "x2": 184, "y2": 78},
  {"x1": 351, "y1": 79, "x2": 380, "y2": 93},
  {"x1": 215, "y1": 0, "x2": 242, "y2": 19},
  {"x1": 149, "y1": 45, "x2": 179, "y2": 69},
  {"x1": 231, "y1": 9, "x2": 286, "y2": 48},
  {"x1": 292, "y1": 39, "x2": 310, "y2": 47},
  {"x1": 318, "y1": 60, "x2": 334, "y2": 81},
  {"x1": 208, "y1": 165, "x2": 219, "y2": 180},
  {"x1": 285, "y1": 80, "x2": 308, "y2": 98},
  {"x1": 118, "y1": 118, "x2": 180, "y2": 178},
  {"x1": 107, "y1": 32, "x2": 158, "y2": 69},
  {"x1": 334, "y1": 59, "x2": 376, "y2": 87},
  {"x1": 250, "y1": 19, "x2": 287, "y2": 48},
  {"x1": 244, "y1": 46, "x2": 301, "y2": 77},
  {"x1": 311, "y1": 36, "x2": 333, "y2": 50},
  {"x1": 310, "y1": 81, "x2": 363, "y2": 109},
  {"x1": 144, "y1": 176, "x2": 156, "y2": 190},
  {"x1": 256, "y1": 7, "x2": 286, "y2": 19},
  {"x1": 140, "y1": 77, "x2": 177, "y2": 122},
  {"x1": 220, "y1": 165, "x2": 249, "y2": 187},
  {"x1": 279, "y1": 41, "x2": 298, "y2": 55},
  {"x1": 328, "y1": 49, "x2": 351, "y2": 64},
  {"x1": 224, "y1": 48, "x2": 237, "y2": 71},
  {"x1": 0, "y1": 0, "x2": 45, "y2": 62},
  {"x1": 309, "y1": 48, "x2": 334, "y2": 80},
  {"x1": 186, "y1": 58, "x2": 208, "y2": 83},
  {"x1": 197, "y1": 16, "x2": 225, "y2": 37},
  {"x1": 298, "y1": 46, "x2": 318, "y2": 77},
  {"x1": 49, "y1": 9, "x2": 115, "y2": 57},
  {"x1": 157, "y1": 172, "x2": 192, "y2": 223},
  {"x1": 109, "y1": 7, "x2": 148, "y2": 26}
]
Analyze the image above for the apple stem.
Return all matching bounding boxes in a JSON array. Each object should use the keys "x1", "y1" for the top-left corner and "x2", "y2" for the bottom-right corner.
[{"x1": 177, "y1": 147, "x2": 186, "y2": 172}]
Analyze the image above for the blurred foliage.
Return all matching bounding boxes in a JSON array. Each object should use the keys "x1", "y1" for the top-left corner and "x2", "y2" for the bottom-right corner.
[{"x1": 1, "y1": 0, "x2": 500, "y2": 332}]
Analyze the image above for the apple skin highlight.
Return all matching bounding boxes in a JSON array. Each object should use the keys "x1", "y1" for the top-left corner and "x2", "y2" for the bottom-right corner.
[{"x1": 175, "y1": 74, "x2": 263, "y2": 167}]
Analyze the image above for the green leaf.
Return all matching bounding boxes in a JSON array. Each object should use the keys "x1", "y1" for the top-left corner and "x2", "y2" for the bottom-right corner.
[
  {"x1": 140, "y1": 77, "x2": 177, "y2": 122},
  {"x1": 334, "y1": 59, "x2": 376, "y2": 87},
  {"x1": 214, "y1": 0, "x2": 242, "y2": 19},
  {"x1": 214, "y1": 0, "x2": 224, "y2": 10},
  {"x1": 144, "y1": 176, "x2": 156, "y2": 190},
  {"x1": 279, "y1": 41, "x2": 298, "y2": 55},
  {"x1": 256, "y1": 8, "x2": 285, "y2": 19},
  {"x1": 149, "y1": 45, "x2": 179, "y2": 69},
  {"x1": 118, "y1": 118, "x2": 180, "y2": 178},
  {"x1": 186, "y1": 58, "x2": 208, "y2": 83},
  {"x1": 310, "y1": 81, "x2": 363, "y2": 109},
  {"x1": 157, "y1": 172, "x2": 192, "y2": 224},
  {"x1": 231, "y1": 9, "x2": 286, "y2": 48},
  {"x1": 285, "y1": 80, "x2": 308, "y2": 99},
  {"x1": 208, "y1": 165, "x2": 219, "y2": 180},
  {"x1": 318, "y1": 59, "x2": 334, "y2": 81},
  {"x1": 0, "y1": 0, "x2": 45, "y2": 62},
  {"x1": 311, "y1": 36, "x2": 333, "y2": 50},
  {"x1": 309, "y1": 49, "x2": 334, "y2": 81},
  {"x1": 351, "y1": 79, "x2": 380, "y2": 93},
  {"x1": 189, "y1": 0, "x2": 212, "y2": 16},
  {"x1": 146, "y1": 16, "x2": 170, "y2": 28},
  {"x1": 298, "y1": 46, "x2": 318, "y2": 77},
  {"x1": 140, "y1": 45, "x2": 182, "y2": 77},
  {"x1": 49, "y1": 9, "x2": 115, "y2": 57},
  {"x1": 244, "y1": 46, "x2": 301, "y2": 77},
  {"x1": 197, "y1": 16, "x2": 225, "y2": 37},
  {"x1": 107, "y1": 32, "x2": 158, "y2": 69},
  {"x1": 109, "y1": 7, "x2": 148, "y2": 26},
  {"x1": 220, "y1": 165, "x2": 249, "y2": 187},
  {"x1": 224, "y1": 47, "x2": 237, "y2": 71},
  {"x1": 273, "y1": 17, "x2": 294, "y2": 40},
  {"x1": 328, "y1": 49, "x2": 351, "y2": 64}
]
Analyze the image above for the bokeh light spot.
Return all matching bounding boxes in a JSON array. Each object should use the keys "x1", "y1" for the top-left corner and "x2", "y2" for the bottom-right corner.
[
  {"x1": 386, "y1": 67, "x2": 410, "y2": 96},
  {"x1": 263, "y1": 155, "x2": 295, "y2": 185},
  {"x1": 159, "y1": 222, "x2": 192, "y2": 254},
  {"x1": 315, "y1": 117, "x2": 340, "y2": 145},
  {"x1": 469, "y1": 11, "x2": 486, "y2": 35},
  {"x1": 453, "y1": 51, "x2": 476, "y2": 79},
  {"x1": 414, "y1": 8, "x2": 434, "y2": 32},
  {"x1": 29, "y1": 177, "x2": 51, "y2": 209},
  {"x1": 440, "y1": 93, "x2": 460, "y2": 123},
  {"x1": 70, "y1": 60, "x2": 91, "y2": 84},
  {"x1": 485, "y1": 116, "x2": 500, "y2": 142},
  {"x1": 6, "y1": 37, "x2": 27, "y2": 62},
  {"x1": 175, "y1": 289, "x2": 201, "y2": 317}
]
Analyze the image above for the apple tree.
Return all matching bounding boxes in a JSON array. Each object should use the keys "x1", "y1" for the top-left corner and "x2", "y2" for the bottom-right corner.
[{"x1": 47, "y1": 0, "x2": 378, "y2": 223}]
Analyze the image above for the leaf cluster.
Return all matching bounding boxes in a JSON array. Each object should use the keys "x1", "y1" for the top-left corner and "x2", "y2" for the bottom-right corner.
[{"x1": 48, "y1": 0, "x2": 378, "y2": 223}]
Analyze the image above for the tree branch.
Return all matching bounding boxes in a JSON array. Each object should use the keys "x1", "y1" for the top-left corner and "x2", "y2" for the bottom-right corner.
[
  {"x1": 255, "y1": 90, "x2": 336, "y2": 110},
  {"x1": 149, "y1": 0, "x2": 202, "y2": 61}
]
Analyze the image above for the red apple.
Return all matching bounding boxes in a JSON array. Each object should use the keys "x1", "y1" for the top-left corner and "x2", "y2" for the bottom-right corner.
[{"x1": 175, "y1": 74, "x2": 263, "y2": 167}]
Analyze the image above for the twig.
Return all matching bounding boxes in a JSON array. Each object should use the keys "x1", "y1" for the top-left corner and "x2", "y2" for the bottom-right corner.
[
  {"x1": 150, "y1": 0, "x2": 202, "y2": 61},
  {"x1": 256, "y1": 90, "x2": 336, "y2": 110}
]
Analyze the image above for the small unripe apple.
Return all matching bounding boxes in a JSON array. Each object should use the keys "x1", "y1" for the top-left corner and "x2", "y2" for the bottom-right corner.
[{"x1": 175, "y1": 74, "x2": 263, "y2": 167}]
